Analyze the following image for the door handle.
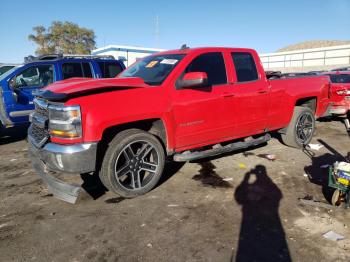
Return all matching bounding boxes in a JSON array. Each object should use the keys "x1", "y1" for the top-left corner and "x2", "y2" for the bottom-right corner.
[
  {"x1": 258, "y1": 90, "x2": 268, "y2": 94},
  {"x1": 222, "y1": 92, "x2": 235, "y2": 98}
]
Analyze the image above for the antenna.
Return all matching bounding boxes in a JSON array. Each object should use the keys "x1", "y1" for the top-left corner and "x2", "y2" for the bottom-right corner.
[{"x1": 154, "y1": 15, "x2": 160, "y2": 48}]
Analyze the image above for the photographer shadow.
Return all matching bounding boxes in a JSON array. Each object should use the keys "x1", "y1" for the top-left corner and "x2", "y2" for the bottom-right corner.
[{"x1": 233, "y1": 165, "x2": 291, "y2": 262}]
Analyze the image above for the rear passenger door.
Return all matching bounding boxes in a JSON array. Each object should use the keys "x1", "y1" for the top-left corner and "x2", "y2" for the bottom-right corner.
[
  {"x1": 230, "y1": 52, "x2": 269, "y2": 136},
  {"x1": 60, "y1": 61, "x2": 93, "y2": 80}
]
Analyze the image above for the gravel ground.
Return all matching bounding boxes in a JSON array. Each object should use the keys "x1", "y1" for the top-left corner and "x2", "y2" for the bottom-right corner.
[{"x1": 1, "y1": 120, "x2": 350, "y2": 262}]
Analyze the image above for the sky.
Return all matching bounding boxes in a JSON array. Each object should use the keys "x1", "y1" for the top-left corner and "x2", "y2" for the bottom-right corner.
[{"x1": 1, "y1": 0, "x2": 350, "y2": 63}]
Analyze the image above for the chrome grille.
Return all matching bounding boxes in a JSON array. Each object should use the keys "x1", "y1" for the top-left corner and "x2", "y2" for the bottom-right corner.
[{"x1": 29, "y1": 98, "x2": 49, "y2": 147}]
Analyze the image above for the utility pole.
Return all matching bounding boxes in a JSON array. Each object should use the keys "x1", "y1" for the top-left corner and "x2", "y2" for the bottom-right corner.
[{"x1": 155, "y1": 15, "x2": 160, "y2": 48}]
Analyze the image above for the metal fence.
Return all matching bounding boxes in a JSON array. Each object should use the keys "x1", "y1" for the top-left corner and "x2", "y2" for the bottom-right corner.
[{"x1": 260, "y1": 44, "x2": 350, "y2": 69}]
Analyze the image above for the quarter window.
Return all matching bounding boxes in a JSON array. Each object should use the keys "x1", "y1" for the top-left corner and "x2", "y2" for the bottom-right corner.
[
  {"x1": 185, "y1": 52, "x2": 227, "y2": 86},
  {"x1": 231, "y1": 52, "x2": 259, "y2": 82}
]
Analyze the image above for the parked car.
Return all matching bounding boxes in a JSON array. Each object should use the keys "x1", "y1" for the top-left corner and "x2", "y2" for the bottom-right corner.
[
  {"x1": 0, "y1": 54, "x2": 125, "y2": 133},
  {"x1": 0, "y1": 63, "x2": 20, "y2": 76},
  {"x1": 331, "y1": 67, "x2": 350, "y2": 72},
  {"x1": 281, "y1": 72, "x2": 318, "y2": 78},
  {"x1": 28, "y1": 47, "x2": 331, "y2": 203},
  {"x1": 322, "y1": 71, "x2": 350, "y2": 116}
]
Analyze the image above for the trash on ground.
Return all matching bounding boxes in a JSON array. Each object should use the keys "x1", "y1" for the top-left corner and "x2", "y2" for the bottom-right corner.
[
  {"x1": 0, "y1": 223, "x2": 8, "y2": 229},
  {"x1": 257, "y1": 154, "x2": 276, "y2": 161},
  {"x1": 10, "y1": 159, "x2": 17, "y2": 162},
  {"x1": 222, "y1": 177, "x2": 233, "y2": 181},
  {"x1": 147, "y1": 243, "x2": 153, "y2": 248},
  {"x1": 167, "y1": 204, "x2": 179, "y2": 207},
  {"x1": 323, "y1": 230, "x2": 345, "y2": 241},
  {"x1": 308, "y1": 143, "x2": 324, "y2": 151},
  {"x1": 303, "y1": 173, "x2": 309, "y2": 177},
  {"x1": 140, "y1": 223, "x2": 146, "y2": 227},
  {"x1": 238, "y1": 163, "x2": 247, "y2": 169}
]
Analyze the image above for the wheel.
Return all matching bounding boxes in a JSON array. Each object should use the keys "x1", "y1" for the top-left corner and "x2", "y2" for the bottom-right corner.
[
  {"x1": 99, "y1": 129, "x2": 165, "y2": 198},
  {"x1": 331, "y1": 189, "x2": 342, "y2": 206},
  {"x1": 281, "y1": 106, "x2": 315, "y2": 148}
]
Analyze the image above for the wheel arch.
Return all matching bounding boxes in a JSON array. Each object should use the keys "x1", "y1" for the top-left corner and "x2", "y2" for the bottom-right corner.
[{"x1": 295, "y1": 97, "x2": 317, "y2": 113}]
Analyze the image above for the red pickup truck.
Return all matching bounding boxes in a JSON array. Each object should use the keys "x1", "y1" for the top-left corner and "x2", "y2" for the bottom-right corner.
[{"x1": 28, "y1": 47, "x2": 331, "y2": 203}]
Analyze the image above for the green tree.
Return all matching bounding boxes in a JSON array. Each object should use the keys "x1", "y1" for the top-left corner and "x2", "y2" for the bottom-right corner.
[{"x1": 28, "y1": 21, "x2": 96, "y2": 55}]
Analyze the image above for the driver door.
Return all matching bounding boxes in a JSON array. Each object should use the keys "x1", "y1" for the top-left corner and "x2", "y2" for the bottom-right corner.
[{"x1": 8, "y1": 64, "x2": 55, "y2": 121}]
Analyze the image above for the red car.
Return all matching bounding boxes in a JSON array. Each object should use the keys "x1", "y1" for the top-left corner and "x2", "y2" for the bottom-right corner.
[
  {"x1": 28, "y1": 47, "x2": 331, "y2": 203},
  {"x1": 322, "y1": 71, "x2": 350, "y2": 116}
]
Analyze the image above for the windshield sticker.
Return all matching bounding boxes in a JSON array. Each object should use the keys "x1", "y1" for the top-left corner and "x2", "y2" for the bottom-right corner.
[
  {"x1": 160, "y1": 59, "x2": 178, "y2": 65},
  {"x1": 146, "y1": 61, "x2": 158, "y2": 68}
]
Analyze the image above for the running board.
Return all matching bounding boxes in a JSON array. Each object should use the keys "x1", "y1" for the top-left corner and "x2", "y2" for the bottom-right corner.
[{"x1": 173, "y1": 133, "x2": 271, "y2": 162}]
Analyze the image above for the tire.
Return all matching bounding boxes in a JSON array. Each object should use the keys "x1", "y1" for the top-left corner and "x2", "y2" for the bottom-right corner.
[
  {"x1": 281, "y1": 106, "x2": 315, "y2": 148},
  {"x1": 331, "y1": 189, "x2": 342, "y2": 206},
  {"x1": 99, "y1": 129, "x2": 165, "y2": 198}
]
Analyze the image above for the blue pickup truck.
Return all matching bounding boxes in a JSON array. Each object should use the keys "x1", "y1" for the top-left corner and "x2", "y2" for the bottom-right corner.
[{"x1": 0, "y1": 54, "x2": 125, "y2": 133}]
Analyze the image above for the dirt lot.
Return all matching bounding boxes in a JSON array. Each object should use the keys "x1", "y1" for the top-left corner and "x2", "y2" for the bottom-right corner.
[{"x1": 1, "y1": 120, "x2": 350, "y2": 262}]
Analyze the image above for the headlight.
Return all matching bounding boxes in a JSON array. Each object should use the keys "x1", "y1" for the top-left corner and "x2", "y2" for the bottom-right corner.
[{"x1": 48, "y1": 104, "x2": 82, "y2": 139}]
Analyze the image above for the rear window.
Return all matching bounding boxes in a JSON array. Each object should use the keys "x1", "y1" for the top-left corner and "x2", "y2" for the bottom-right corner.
[
  {"x1": 231, "y1": 52, "x2": 259, "y2": 82},
  {"x1": 98, "y1": 62, "x2": 123, "y2": 78},
  {"x1": 329, "y1": 74, "x2": 350, "y2": 83}
]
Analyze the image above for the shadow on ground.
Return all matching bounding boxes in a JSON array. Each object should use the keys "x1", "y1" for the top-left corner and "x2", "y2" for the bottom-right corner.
[
  {"x1": 304, "y1": 139, "x2": 348, "y2": 203},
  {"x1": 0, "y1": 125, "x2": 29, "y2": 145},
  {"x1": 233, "y1": 165, "x2": 291, "y2": 261},
  {"x1": 80, "y1": 160, "x2": 185, "y2": 201}
]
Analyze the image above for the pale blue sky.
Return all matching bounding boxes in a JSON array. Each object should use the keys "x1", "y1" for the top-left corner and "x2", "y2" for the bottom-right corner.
[{"x1": 1, "y1": 0, "x2": 350, "y2": 63}]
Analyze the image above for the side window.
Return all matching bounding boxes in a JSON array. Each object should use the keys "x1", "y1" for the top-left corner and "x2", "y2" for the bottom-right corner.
[
  {"x1": 231, "y1": 52, "x2": 259, "y2": 82},
  {"x1": 14, "y1": 65, "x2": 54, "y2": 88},
  {"x1": 62, "y1": 63, "x2": 83, "y2": 79},
  {"x1": 98, "y1": 62, "x2": 123, "y2": 78},
  {"x1": 82, "y1": 62, "x2": 93, "y2": 78},
  {"x1": 185, "y1": 52, "x2": 227, "y2": 86}
]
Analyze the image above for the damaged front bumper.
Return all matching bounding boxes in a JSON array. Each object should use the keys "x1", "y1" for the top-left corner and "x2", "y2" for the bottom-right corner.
[{"x1": 28, "y1": 136, "x2": 98, "y2": 203}]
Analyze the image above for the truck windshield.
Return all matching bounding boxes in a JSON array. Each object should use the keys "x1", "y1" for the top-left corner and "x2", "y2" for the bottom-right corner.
[
  {"x1": 329, "y1": 74, "x2": 350, "y2": 83},
  {"x1": 118, "y1": 54, "x2": 185, "y2": 85}
]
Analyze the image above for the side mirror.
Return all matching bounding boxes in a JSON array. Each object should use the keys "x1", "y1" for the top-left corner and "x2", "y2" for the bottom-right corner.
[{"x1": 178, "y1": 72, "x2": 208, "y2": 89}]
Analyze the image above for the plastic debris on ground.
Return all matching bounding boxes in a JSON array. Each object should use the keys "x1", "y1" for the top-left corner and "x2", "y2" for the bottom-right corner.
[
  {"x1": 238, "y1": 163, "x2": 247, "y2": 169},
  {"x1": 308, "y1": 143, "x2": 324, "y2": 151},
  {"x1": 323, "y1": 231, "x2": 345, "y2": 241},
  {"x1": 222, "y1": 177, "x2": 233, "y2": 181},
  {"x1": 257, "y1": 154, "x2": 277, "y2": 161},
  {"x1": 303, "y1": 173, "x2": 309, "y2": 177},
  {"x1": 167, "y1": 204, "x2": 179, "y2": 207}
]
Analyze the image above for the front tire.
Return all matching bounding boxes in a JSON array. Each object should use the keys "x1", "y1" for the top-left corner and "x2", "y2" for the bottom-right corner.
[
  {"x1": 281, "y1": 106, "x2": 315, "y2": 148},
  {"x1": 99, "y1": 129, "x2": 165, "y2": 198}
]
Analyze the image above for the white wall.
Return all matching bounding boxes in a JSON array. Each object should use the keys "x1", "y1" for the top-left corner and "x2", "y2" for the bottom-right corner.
[
  {"x1": 260, "y1": 44, "x2": 350, "y2": 70},
  {"x1": 92, "y1": 45, "x2": 165, "y2": 67}
]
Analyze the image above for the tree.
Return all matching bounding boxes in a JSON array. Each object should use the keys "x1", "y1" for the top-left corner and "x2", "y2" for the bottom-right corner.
[{"x1": 28, "y1": 21, "x2": 96, "y2": 55}]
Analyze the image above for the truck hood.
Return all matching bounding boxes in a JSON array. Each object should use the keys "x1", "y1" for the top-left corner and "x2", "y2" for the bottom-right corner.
[{"x1": 36, "y1": 77, "x2": 148, "y2": 101}]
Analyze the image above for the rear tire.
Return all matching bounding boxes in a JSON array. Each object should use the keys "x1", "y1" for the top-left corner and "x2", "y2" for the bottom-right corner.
[
  {"x1": 281, "y1": 106, "x2": 315, "y2": 148},
  {"x1": 99, "y1": 129, "x2": 165, "y2": 198}
]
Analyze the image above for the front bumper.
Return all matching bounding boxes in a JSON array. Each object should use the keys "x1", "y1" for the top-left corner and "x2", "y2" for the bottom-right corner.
[{"x1": 28, "y1": 137, "x2": 98, "y2": 203}]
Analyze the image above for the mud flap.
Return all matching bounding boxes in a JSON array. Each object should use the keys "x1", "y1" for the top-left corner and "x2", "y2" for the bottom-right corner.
[{"x1": 30, "y1": 152, "x2": 81, "y2": 204}]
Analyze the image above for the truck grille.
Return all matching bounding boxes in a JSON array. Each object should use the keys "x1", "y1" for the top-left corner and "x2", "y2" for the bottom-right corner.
[{"x1": 29, "y1": 99, "x2": 49, "y2": 147}]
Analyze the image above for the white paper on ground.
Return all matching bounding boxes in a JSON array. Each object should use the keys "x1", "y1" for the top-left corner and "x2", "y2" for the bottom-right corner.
[
  {"x1": 323, "y1": 230, "x2": 345, "y2": 241},
  {"x1": 308, "y1": 143, "x2": 324, "y2": 151}
]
